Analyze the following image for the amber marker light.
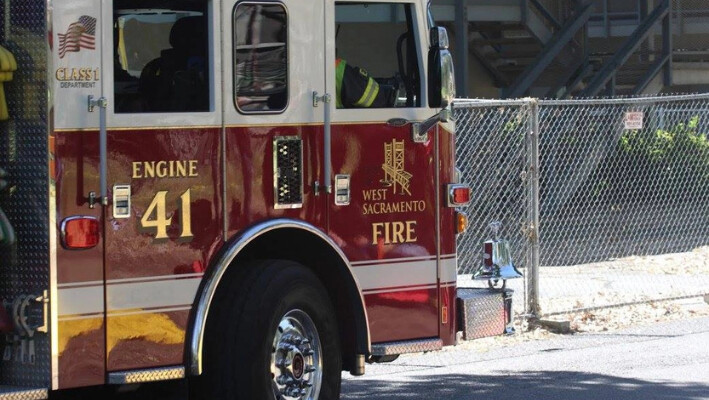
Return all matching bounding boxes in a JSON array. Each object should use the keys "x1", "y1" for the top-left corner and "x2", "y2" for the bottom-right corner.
[
  {"x1": 455, "y1": 211, "x2": 468, "y2": 234},
  {"x1": 61, "y1": 216, "x2": 100, "y2": 249}
]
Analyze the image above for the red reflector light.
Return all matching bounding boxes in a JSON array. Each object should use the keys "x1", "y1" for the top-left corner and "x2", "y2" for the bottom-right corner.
[
  {"x1": 61, "y1": 217, "x2": 100, "y2": 249},
  {"x1": 448, "y1": 184, "x2": 471, "y2": 206},
  {"x1": 483, "y1": 242, "x2": 493, "y2": 267},
  {"x1": 453, "y1": 188, "x2": 470, "y2": 204}
]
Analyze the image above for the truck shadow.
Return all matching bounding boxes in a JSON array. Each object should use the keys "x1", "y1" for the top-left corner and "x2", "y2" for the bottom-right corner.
[{"x1": 342, "y1": 371, "x2": 709, "y2": 400}]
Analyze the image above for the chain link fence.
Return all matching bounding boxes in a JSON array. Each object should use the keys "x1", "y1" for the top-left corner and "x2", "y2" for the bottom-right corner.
[
  {"x1": 455, "y1": 93, "x2": 709, "y2": 318},
  {"x1": 673, "y1": 0, "x2": 709, "y2": 63}
]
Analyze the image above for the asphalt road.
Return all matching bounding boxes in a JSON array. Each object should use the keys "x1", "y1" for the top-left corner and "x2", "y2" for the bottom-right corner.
[
  {"x1": 63, "y1": 316, "x2": 708, "y2": 400},
  {"x1": 341, "y1": 316, "x2": 709, "y2": 400}
]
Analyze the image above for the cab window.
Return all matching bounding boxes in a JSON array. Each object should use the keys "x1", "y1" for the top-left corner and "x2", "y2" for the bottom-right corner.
[
  {"x1": 335, "y1": 2, "x2": 421, "y2": 108},
  {"x1": 113, "y1": 0, "x2": 210, "y2": 113},
  {"x1": 233, "y1": 3, "x2": 288, "y2": 113}
]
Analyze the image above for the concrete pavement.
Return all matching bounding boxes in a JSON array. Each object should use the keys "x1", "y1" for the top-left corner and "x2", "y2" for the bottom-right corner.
[{"x1": 342, "y1": 316, "x2": 709, "y2": 400}]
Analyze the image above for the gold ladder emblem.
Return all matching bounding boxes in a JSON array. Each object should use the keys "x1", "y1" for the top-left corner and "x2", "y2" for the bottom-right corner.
[{"x1": 381, "y1": 139, "x2": 412, "y2": 196}]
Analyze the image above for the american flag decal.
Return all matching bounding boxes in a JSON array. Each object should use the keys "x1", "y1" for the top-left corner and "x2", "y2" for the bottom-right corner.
[{"x1": 58, "y1": 15, "x2": 97, "y2": 59}]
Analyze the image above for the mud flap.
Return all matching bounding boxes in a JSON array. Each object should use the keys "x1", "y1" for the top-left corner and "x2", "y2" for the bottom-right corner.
[{"x1": 457, "y1": 288, "x2": 513, "y2": 340}]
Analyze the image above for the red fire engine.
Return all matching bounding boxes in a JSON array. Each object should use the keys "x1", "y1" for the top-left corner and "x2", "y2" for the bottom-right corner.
[{"x1": 0, "y1": 0, "x2": 515, "y2": 399}]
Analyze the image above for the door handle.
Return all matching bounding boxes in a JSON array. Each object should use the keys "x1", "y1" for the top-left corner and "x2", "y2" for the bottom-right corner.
[{"x1": 112, "y1": 185, "x2": 131, "y2": 218}]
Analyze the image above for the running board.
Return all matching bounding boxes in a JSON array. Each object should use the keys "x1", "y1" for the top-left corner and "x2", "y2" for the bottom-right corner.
[
  {"x1": 370, "y1": 338, "x2": 442, "y2": 356},
  {"x1": 0, "y1": 387, "x2": 47, "y2": 400},
  {"x1": 108, "y1": 366, "x2": 185, "y2": 384}
]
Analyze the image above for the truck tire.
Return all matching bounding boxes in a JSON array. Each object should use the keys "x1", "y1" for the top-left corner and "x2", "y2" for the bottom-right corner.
[{"x1": 196, "y1": 260, "x2": 342, "y2": 400}]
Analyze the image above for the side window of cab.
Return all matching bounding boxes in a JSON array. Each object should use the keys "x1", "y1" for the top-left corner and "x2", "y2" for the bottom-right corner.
[
  {"x1": 113, "y1": 1, "x2": 210, "y2": 113},
  {"x1": 334, "y1": 2, "x2": 421, "y2": 109}
]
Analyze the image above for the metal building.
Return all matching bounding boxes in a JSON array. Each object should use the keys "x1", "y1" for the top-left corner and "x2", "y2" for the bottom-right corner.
[{"x1": 432, "y1": 0, "x2": 709, "y2": 98}]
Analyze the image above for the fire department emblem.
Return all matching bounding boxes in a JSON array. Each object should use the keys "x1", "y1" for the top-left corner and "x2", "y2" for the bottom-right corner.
[{"x1": 380, "y1": 139, "x2": 412, "y2": 196}]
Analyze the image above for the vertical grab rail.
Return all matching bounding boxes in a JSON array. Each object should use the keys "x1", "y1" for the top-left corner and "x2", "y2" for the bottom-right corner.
[
  {"x1": 314, "y1": 92, "x2": 332, "y2": 194},
  {"x1": 88, "y1": 95, "x2": 108, "y2": 206}
]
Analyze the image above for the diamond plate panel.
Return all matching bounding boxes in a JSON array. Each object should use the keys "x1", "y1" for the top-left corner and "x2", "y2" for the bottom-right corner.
[
  {"x1": 107, "y1": 366, "x2": 185, "y2": 384},
  {"x1": 457, "y1": 288, "x2": 507, "y2": 340},
  {"x1": 370, "y1": 338, "x2": 442, "y2": 356},
  {"x1": 0, "y1": 1, "x2": 50, "y2": 388},
  {"x1": 0, "y1": 387, "x2": 47, "y2": 400}
]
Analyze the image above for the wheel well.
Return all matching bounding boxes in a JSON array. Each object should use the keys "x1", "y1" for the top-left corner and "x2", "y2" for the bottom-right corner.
[{"x1": 213, "y1": 227, "x2": 368, "y2": 373}]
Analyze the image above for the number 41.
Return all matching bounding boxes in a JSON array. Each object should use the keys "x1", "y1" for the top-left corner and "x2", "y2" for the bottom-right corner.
[{"x1": 140, "y1": 189, "x2": 193, "y2": 241}]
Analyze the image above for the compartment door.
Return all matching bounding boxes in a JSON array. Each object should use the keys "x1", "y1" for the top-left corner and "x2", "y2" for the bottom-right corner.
[
  {"x1": 101, "y1": 0, "x2": 223, "y2": 372},
  {"x1": 52, "y1": 0, "x2": 106, "y2": 389},
  {"x1": 325, "y1": 2, "x2": 441, "y2": 343}
]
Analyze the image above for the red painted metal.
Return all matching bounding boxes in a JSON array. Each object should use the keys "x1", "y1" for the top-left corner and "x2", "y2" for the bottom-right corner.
[
  {"x1": 364, "y1": 288, "x2": 438, "y2": 343},
  {"x1": 54, "y1": 119, "x2": 458, "y2": 384},
  {"x1": 329, "y1": 123, "x2": 439, "y2": 342},
  {"x1": 438, "y1": 125, "x2": 458, "y2": 345},
  {"x1": 225, "y1": 126, "x2": 325, "y2": 237},
  {"x1": 103, "y1": 128, "x2": 222, "y2": 371},
  {"x1": 55, "y1": 130, "x2": 105, "y2": 388}
]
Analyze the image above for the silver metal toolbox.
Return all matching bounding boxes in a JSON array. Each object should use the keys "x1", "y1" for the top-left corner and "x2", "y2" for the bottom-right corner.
[{"x1": 457, "y1": 288, "x2": 513, "y2": 340}]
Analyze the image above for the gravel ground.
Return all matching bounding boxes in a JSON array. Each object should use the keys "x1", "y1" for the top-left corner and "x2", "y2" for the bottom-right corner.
[
  {"x1": 438, "y1": 294, "x2": 709, "y2": 358},
  {"x1": 460, "y1": 245, "x2": 709, "y2": 332}
]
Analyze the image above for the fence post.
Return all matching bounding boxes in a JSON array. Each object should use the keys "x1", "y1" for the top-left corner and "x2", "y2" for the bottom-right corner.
[{"x1": 526, "y1": 99, "x2": 541, "y2": 321}]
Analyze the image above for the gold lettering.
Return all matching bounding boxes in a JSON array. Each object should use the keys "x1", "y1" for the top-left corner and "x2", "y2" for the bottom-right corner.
[
  {"x1": 132, "y1": 162, "x2": 142, "y2": 179},
  {"x1": 189, "y1": 160, "x2": 198, "y2": 177},
  {"x1": 360, "y1": 200, "x2": 427, "y2": 215},
  {"x1": 141, "y1": 191, "x2": 172, "y2": 239},
  {"x1": 140, "y1": 189, "x2": 193, "y2": 243},
  {"x1": 156, "y1": 161, "x2": 168, "y2": 178},
  {"x1": 176, "y1": 161, "x2": 187, "y2": 177},
  {"x1": 179, "y1": 189, "x2": 193, "y2": 240},
  {"x1": 406, "y1": 221, "x2": 417, "y2": 243},
  {"x1": 371, "y1": 220, "x2": 419, "y2": 244},
  {"x1": 372, "y1": 223, "x2": 385, "y2": 245},
  {"x1": 93, "y1": 68, "x2": 100, "y2": 81},
  {"x1": 131, "y1": 160, "x2": 199, "y2": 180},
  {"x1": 392, "y1": 222, "x2": 405, "y2": 244},
  {"x1": 55, "y1": 68, "x2": 65, "y2": 81},
  {"x1": 144, "y1": 162, "x2": 155, "y2": 178},
  {"x1": 362, "y1": 189, "x2": 388, "y2": 201}
]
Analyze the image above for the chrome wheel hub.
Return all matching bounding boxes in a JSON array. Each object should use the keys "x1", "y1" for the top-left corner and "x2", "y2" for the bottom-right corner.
[{"x1": 271, "y1": 310, "x2": 322, "y2": 400}]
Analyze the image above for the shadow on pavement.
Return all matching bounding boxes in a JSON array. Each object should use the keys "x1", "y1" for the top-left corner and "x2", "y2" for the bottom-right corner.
[{"x1": 342, "y1": 371, "x2": 709, "y2": 400}]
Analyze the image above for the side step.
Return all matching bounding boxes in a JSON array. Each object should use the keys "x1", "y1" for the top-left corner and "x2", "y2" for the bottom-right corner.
[
  {"x1": 0, "y1": 387, "x2": 48, "y2": 400},
  {"x1": 371, "y1": 338, "x2": 442, "y2": 356},
  {"x1": 457, "y1": 288, "x2": 514, "y2": 340},
  {"x1": 108, "y1": 366, "x2": 185, "y2": 384}
]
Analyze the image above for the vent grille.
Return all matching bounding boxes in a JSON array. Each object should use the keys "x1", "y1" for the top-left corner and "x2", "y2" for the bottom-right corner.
[{"x1": 274, "y1": 137, "x2": 303, "y2": 208}]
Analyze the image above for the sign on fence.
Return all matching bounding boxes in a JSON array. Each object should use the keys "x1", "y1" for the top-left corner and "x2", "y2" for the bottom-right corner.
[{"x1": 624, "y1": 111, "x2": 644, "y2": 130}]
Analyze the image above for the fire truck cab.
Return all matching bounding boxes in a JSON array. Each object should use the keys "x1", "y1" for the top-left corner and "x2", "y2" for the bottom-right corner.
[{"x1": 0, "y1": 0, "x2": 511, "y2": 399}]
